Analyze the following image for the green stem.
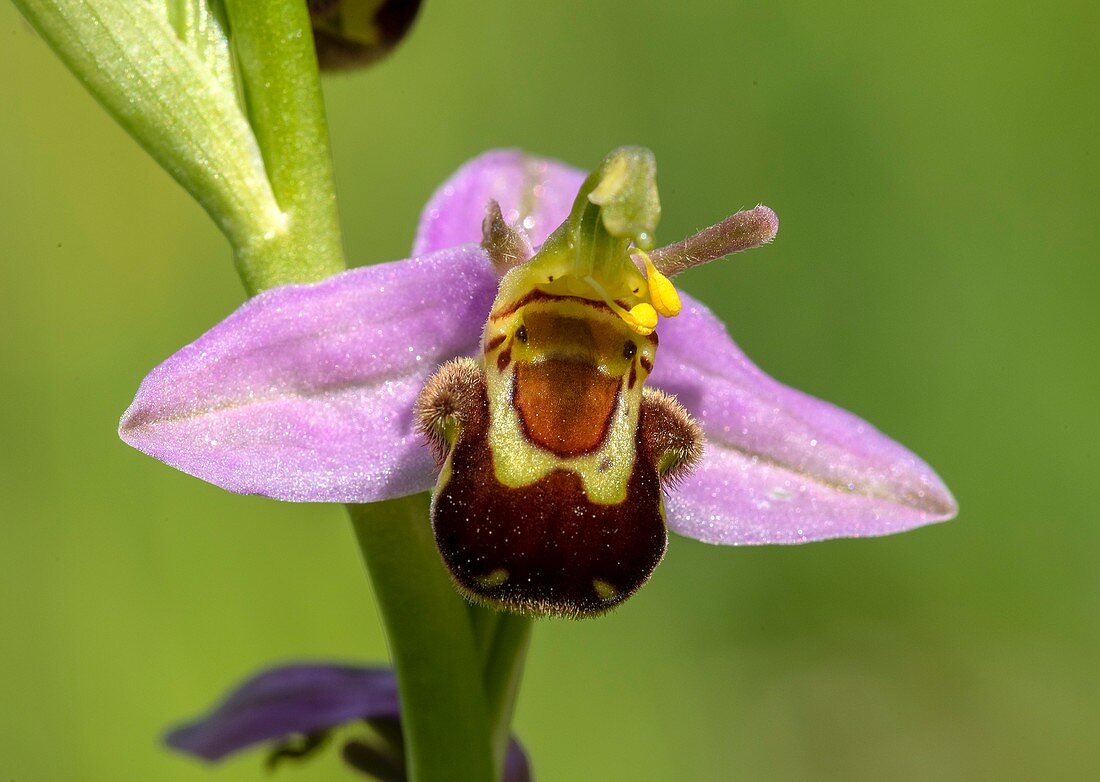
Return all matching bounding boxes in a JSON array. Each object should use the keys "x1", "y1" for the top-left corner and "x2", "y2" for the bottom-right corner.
[
  {"x1": 483, "y1": 614, "x2": 533, "y2": 773},
  {"x1": 469, "y1": 603, "x2": 501, "y2": 656},
  {"x1": 222, "y1": 0, "x2": 345, "y2": 292},
  {"x1": 350, "y1": 498, "x2": 496, "y2": 782}
]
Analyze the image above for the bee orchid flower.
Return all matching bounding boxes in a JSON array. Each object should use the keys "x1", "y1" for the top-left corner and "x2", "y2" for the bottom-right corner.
[{"x1": 120, "y1": 148, "x2": 956, "y2": 616}]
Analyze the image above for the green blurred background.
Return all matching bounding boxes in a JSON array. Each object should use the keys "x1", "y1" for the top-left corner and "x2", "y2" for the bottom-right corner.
[{"x1": 2, "y1": 1, "x2": 1097, "y2": 779}]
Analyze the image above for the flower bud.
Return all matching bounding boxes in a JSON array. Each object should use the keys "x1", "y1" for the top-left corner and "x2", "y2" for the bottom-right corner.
[{"x1": 308, "y1": 0, "x2": 422, "y2": 71}]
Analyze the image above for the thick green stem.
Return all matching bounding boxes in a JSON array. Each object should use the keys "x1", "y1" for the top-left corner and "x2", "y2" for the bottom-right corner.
[
  {"x1": 483, "y1": 614, "x2": 533, "y2": 773},
  {"x1": 223, "y1": 0, "x2": 345, "y2": 292},
  {"x1": 469, "y1": 603, "x2": 501, "y2": 656},
  {"x1": 350, "y1": 498, "x2": 496, "y2": 782}
]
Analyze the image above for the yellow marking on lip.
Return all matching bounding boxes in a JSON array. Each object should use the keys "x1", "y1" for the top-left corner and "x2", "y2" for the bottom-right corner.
[
  {"x1": 475, "y1": 569, "x2": 510, "y2": 589},
  {"x1": 593, "y1": 579, "x2": 621, "y2": 602},
  {"x1": 486, "y1": 368, "x2": 639, "y2": 506}
]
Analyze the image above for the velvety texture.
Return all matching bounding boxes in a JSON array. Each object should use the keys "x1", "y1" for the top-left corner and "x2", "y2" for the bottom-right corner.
[
  {"x1": 120, "y1": 149, "x2": 955, "y2": 541},
  {"x1": 119, "y1": 247, "x2": 497, "y2": 502},
  {"x1": 165, "y1": 663, "x2": 531, "y2": 782}
]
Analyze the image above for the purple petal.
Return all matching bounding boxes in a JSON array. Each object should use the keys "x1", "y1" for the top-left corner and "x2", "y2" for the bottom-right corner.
[
  {"x1": 168, "y1": 663, "x2": 534, "y2": 781},
  {"x1": 504, "y1": 740, "x2": 532, "y2": 782},
  {"x1": 652, "y1": 293, "x2": 957, "y2": 544},
  {"x1": 165, "y1": 664, "x2": 398, "y2": 762},
  {"x1": 413, "y1": 149, "x2": 586, "y2": 254},
  {"x1": 119, "y1": 246, "x2": 496, "y2": 502}
]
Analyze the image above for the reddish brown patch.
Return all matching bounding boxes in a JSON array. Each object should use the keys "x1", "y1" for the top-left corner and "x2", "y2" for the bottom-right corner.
[
  {"x1": 496, "y1": 346, "x2": 512, "y2": 372},
  {"x1": 639, "y1": 356, "x2": 653, "y2": 373},
  {"x1": 513, "y1": 359, "x2": 619, "y2": 457},
  {"x1": 485, "y1": 333, "x2": 507, "y2": 351},
  {"x1": 628, "y1": 363, "x2": 638, "y2": 390}
]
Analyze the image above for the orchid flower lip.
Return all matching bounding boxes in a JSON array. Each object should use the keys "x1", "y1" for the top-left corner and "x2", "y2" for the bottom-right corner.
[{"x1": 119, "y1": 147, "x2": 955, "y2": 551}]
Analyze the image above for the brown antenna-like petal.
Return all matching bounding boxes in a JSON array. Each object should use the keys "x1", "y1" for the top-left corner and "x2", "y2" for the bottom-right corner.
[
  {"x1": 650, "y1": 205, "x2": 779, "y2": 277},
  {"x1": 481, "y1": 199, "x2": 534, "y2": 274}
]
